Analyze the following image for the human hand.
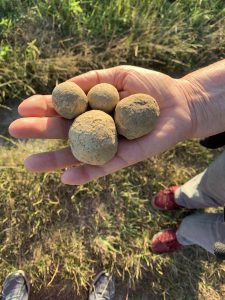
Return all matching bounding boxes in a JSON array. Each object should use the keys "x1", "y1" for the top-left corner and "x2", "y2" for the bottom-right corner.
[{"x1": 9, "y1": 65, "x2": 196, "y2": 185}]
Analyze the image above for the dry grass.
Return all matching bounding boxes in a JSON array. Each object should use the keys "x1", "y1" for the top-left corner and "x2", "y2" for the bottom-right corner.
[
  {"x1": 1, "y1": 0, "x2": 225, "y2": 104},
  {"x1": 0, "y1": 138, "x2": 225, "y2": 299},
  {"x1": 1, "y1": 1, "x2": 225, "y2": 299}
]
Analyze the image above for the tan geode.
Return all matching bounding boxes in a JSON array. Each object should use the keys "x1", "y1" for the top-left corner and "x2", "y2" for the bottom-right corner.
[
  {"x1": 114, "y1": 93, "x2": 160, "y2": 140},
  {"x1": 52, "y1": 81, "x2": 88, "y2": 119},
  {"x1": 87, "y1": 83, "x2": 119, "y2": 113},
  {"x1": 69, "y1": 110, "x2": 118, "y2": 165}
]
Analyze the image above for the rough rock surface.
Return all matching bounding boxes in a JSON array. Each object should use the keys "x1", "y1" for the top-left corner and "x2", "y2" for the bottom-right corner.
[
  {"x1": 52, "y1": 81, "x2": 88, "y2": 119},
  {"x1": 69, "y1": 110, "x2": 118, "y2": 165},
  {"x1": 114, "y1": 93, "x2": 160, "y2": 140},
  {"x1": 87, "y1": 83, "x2": 119, "y2": 113}
]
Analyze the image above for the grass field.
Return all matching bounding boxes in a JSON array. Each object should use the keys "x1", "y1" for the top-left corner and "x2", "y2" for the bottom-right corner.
[
  {"x1": 1, "y1": 0, "x2": 225, "y2": 105},
  {"x1": 1, "y1": 0, "x2": 225, "y2": 299}
]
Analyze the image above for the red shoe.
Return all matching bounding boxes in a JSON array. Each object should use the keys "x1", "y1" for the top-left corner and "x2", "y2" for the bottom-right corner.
[
  {"x1": 151, "y1": 228, "x2": 182, "y2": 253},
  {"x1": 151, "y1": 186, "x2": 183, "y2": 210}
]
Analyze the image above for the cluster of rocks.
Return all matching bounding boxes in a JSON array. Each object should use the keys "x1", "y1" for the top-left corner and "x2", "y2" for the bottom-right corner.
[{"x1": 52, "y1": 82, "x2": 160, "y2": 165}]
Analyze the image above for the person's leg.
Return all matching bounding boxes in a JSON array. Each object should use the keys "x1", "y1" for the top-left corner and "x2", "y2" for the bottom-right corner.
[
  {"x1": 176, "y1": 212, "x2": 225, "y2": 254},
  {"x1": 2, "y1": 270, "x2": 30, "y2": 300},
  {"x1": 152, "y1": 150, "x2": 225, "y2": 210},
  {"x1": 176, "y1": 150, "x2": 225, "y2": 209},
  {"x1": 152, "y1": 212, "x2": 225, "y2": 254},
  {"x1": 152, "y1": 151, "x2": 225, "y2": 253}
]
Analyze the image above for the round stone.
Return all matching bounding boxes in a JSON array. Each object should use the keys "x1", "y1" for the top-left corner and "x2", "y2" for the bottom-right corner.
[
  {"x1": 87, "y1": 83, "x2": 119, "y2": 113},
  {"x1": 114, "y1": 93, "x2": 160, "y2": 140},
  {"x1": 52, "y1": 81, "x2": 88, "y2": 119},
  {"x1": 69, "y1": 110, "x2": 118, "y2": 165}
]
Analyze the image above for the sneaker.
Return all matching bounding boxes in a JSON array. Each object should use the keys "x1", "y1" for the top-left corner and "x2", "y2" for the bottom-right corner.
[
  {"x1": 151, "y1": 228, "x2": 182, "y2": 253},
  {"x1": 151, "y1": 186, "x2": 183, "y2": 210},
  {"x1": 89, "y1": 271, "x2": 115, "y2": 300},
  {"x1": 2, "y1": 270, "x2": 30, "y2": 300}
]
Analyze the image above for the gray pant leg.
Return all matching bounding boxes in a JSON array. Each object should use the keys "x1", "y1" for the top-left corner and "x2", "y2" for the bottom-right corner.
[
  {"x1": 176, "y1": 212, "x2": 225, "y2": 254},
  {"x1": 175, "y1": 150, "x2": 225, "y2": 209}
]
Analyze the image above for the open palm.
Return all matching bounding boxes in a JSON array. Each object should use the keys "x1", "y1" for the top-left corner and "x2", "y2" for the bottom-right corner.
[{"x1": 9, "y1": 66, "x2": 193, "y2": 185}]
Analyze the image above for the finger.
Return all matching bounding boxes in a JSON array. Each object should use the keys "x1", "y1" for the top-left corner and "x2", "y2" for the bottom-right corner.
[
  {"x1": 17, "y1": 89, "x2": 128, "y2": 120},
  {"x1": 119, "y1": 91, "x2": 129, "y2": 99},
  {"x1": 69, "y1": 66, "x2": 126, "y2": 93},
  {"x1": 9, "y1": 117, "x2": 72, "y2": 139},
  {"x1": 61, "y1": 110, "x2": 188, "y2": 185},
  {"x1": 18, "y1": 67, "x2": 127, "y2": 118},
  {"x1": 18, "y1": 95, "x2": 58, "y2": 117},
  {"x1": 61, "y1": 139, "x2": 133, "y2": 185},
  {"x1": 24, "y1": 147, "x2": 81, "y2": 172}
]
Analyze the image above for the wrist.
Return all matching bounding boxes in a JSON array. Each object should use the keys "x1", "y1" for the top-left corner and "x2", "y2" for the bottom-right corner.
[{"x1": 178, "y1": 62, "x2": 225, "y2": 139}]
